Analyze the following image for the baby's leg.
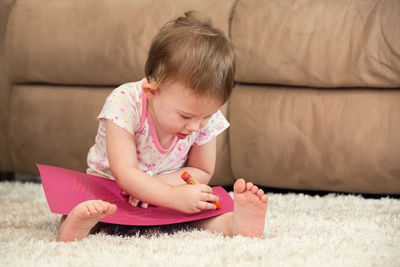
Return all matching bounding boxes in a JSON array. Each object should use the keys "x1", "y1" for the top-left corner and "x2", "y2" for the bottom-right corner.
[
  {"x1": 58, "y1": 200, "x2": 117, "y2": 242},
  {"x1": 189, "y1": 179, "x2": 268, "y2": 237}
]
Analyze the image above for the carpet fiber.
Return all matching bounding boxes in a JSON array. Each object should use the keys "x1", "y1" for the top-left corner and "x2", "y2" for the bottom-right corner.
[{"x1": 1, "y1": 181, "x2": 399, "y2": 266}]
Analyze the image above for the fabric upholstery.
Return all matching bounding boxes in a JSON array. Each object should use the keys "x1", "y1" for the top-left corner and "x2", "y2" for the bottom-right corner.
[
  {"x1": 9, "y1": 85, "x2": 112, "y2": 174},
  {"x1": 0, "y1": 0, "x2": 16, "y2": 173},
  {"x1": 230, "y1": 85, "x2": 400, "y2": 193},
  {"x1": 232, "y1": 0, "x2": 400, "y2": 87},
  {"x1": 5, "y1": 0, "x2": 235, "y2": 85}
]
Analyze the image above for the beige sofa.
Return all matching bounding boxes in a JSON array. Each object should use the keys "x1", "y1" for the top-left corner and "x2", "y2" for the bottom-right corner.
[{"x1": 1, "y1": 0, "x2": 400, "y2": 194}]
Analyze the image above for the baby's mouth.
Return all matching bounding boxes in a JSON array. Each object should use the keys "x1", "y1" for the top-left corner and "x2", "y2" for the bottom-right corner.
[{"x1": 176, "y1": 133, "x2": 189, "y2": 139}]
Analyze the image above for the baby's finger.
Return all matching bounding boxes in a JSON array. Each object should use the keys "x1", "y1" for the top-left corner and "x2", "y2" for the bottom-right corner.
[
  {"x1": 121, "y1": 190, "x2": 129, "y2": 196},
  {"x1": 141, "y1": 202, "x2": 149, "y2": 208},
  {"x1": 199, "y1": 201, "x2": 217, "y2": 210},
  {"x1": 208, "y1": 193, "x2": 219, "y2": 203},
  {"x1": 201, "y1": 192, "x2": 219, "y2": 203},
  {"x1": 129, "y1": 196, "x2": 140, "y2": 207},
  {"x1": 198, "y1": 184, "x2": 213, "y2": 193}
]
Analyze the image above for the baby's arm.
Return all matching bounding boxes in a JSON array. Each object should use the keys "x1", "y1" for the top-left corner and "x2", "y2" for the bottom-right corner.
[
  {"x1": 105, "y1": 120, "x2": 218, "y2": 213},
  {"x1": 155, "y1": 138, "x2": 217, "y2": 185}
]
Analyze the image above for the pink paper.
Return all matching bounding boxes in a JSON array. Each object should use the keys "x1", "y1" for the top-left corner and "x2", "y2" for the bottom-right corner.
[{"x1": 37, "y1": 164, "x2": 233, "y2": 226}]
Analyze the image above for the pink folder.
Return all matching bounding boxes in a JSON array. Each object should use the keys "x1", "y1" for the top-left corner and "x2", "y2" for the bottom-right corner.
[{"x1": 37, "y1": 164, "x2": 234, "y2": 226}]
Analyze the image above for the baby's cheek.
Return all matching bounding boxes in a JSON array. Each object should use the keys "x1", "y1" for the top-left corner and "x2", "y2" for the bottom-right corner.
[{"x1": 200, "y1": 119, "x2": 210, "y2": 129}]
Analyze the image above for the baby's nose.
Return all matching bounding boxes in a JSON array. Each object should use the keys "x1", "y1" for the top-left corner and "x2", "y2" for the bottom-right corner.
[{"x1": 186, "y1": 120, "x2": 201, "y2": 132}]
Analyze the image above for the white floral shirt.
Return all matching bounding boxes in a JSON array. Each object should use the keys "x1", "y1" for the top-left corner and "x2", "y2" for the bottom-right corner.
[{"x1": 87, "y1": 79, "x2": 229, "y2": 179}]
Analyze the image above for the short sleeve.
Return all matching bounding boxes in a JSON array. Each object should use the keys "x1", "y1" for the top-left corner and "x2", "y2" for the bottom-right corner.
[
  {"x1": 97, "y1": 84, "x2": 142, "y2": 135},
  {"x1": 193, "y1": 110, "x2": 230, "y2": 146}
]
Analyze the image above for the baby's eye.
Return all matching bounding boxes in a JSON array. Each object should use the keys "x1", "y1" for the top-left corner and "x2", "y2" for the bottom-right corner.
[{"x1": 180, "y1": 114, "x2": 191, "y2": 120}]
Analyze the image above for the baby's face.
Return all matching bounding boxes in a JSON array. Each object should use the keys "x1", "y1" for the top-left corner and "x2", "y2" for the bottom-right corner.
[{"x1": 150, "y1": 80, "x2": 221, "y2": 139}]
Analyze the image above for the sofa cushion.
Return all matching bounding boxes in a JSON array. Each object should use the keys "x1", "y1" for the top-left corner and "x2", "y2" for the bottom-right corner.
[
  {"x1": 5, "y1": 0, "x2": 235, "y2": 86},
  {"x1": 231, "y1": 0, "x2": 400, "y2": 88},
  {"x1": 229, "y1": 85, "x2": 400, "y2": 194},
  {"x1": 9, "y1": 85, "x2": 111, "y2": 174}
]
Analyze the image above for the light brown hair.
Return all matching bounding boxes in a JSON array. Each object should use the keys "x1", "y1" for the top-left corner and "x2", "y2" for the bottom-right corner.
[{"x1": 145, "y1": 11, "x2": 235, "y2": 103}]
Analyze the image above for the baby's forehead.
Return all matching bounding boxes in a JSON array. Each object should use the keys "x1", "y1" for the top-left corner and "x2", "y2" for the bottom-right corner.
[
  {"x1": 177, "y1": 98, "x2": 221, "y2": 118},
  {"x1": 161, "y1": 77, "x2": 223, "y2": 102}
]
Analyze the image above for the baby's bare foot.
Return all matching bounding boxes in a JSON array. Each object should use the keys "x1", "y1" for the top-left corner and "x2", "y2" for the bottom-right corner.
[
  {"x1": 58, "y1": 200, "x2": 117, "y2": 242},
  {"x1": 232, "y1": 179, "x2": 268, "y2": 237}
]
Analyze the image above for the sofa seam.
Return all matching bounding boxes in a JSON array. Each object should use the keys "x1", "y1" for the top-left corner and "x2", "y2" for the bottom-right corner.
[{"x1": 228, "y1": 0, "x2": 240, "y2": 39}]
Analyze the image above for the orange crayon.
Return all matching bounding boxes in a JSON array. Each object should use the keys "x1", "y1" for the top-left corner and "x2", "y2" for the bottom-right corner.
[{"x1": 181, "y1": 171, "x2": 221, "y2": 209}]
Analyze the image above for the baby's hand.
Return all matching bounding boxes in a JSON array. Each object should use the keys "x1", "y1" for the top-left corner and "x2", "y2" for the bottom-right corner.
[
  {"x1": 121, "y1": 190, "x2": 149, "y2": 208},
  {"x1": 170, "y1": 184, "x2": 219, "y2": 214}
]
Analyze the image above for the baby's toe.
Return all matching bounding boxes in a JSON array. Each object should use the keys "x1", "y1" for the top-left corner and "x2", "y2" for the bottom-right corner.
[
  {"x1": 261, "y1": 195, "x2": 268, "y2": 203},
  {"x1": 233, "y1": 179, "x2": 246, "y2": 194},
  {"x1": 251, "y1": 185, "x2": 259, "y2": 194},
  {"x1": 108, "y1": 203, "x2": 118, "y2": 213},
  {"x1": 246, "y1": 182, "x2": 254, "y2": 190},
  {"x1": 87, "y1": 202, "x2": 98, "y2": 215},
  {"x1": 93, "y1": 201, "x2": 104, "y2": 213},
  {"x1": 257, "y1": 188, "x2": 264, "y2": 197},
  {"x1": 82, "y1": 206, "x2": 91, "y2": 216},
  {"x1": 102, "y1": 202, "x2": 109, "y2": 211}
]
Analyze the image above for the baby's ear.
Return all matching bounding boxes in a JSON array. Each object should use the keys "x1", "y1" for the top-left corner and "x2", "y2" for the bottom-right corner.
[{"x1": 142, "y1": 81, "x2": 159, "y2": 99}]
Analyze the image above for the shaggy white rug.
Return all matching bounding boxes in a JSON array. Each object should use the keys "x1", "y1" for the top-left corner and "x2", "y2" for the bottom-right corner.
[{"x1": 0, "y1": 181, "x2": 399, "y2": 267}]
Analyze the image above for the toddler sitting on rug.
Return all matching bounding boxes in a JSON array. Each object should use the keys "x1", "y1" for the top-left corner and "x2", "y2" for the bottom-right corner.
[{"x1": 58, "y1": 11, "x2": 268, "y2": 242}]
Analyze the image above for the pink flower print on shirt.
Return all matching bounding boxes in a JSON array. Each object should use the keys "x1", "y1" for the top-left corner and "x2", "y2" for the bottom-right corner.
[
  {"x1": 120, "y1": 91, "x2": 125, "y2": 94},
  {"x1": 175, "y1": 143, "x2": 187, "y2": 158},
  {"x1": 136, "y1": 128, "x2": 146, "y2": 136},
  {"x1": 144, "y1": 163, "x2": 155, "y2": 172},
  {"x1": 199, "y1": 129, "x2": 210, "y2": 136},
  {"x1": 196, "y1": 129, "x2": 210, "y2": 143},
  {"x1": 216, "y1": 122, "x2": 225, "y2": 130},
  {"x1": 178, "y1": 143, "x2": 187, "y2": 151}
]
